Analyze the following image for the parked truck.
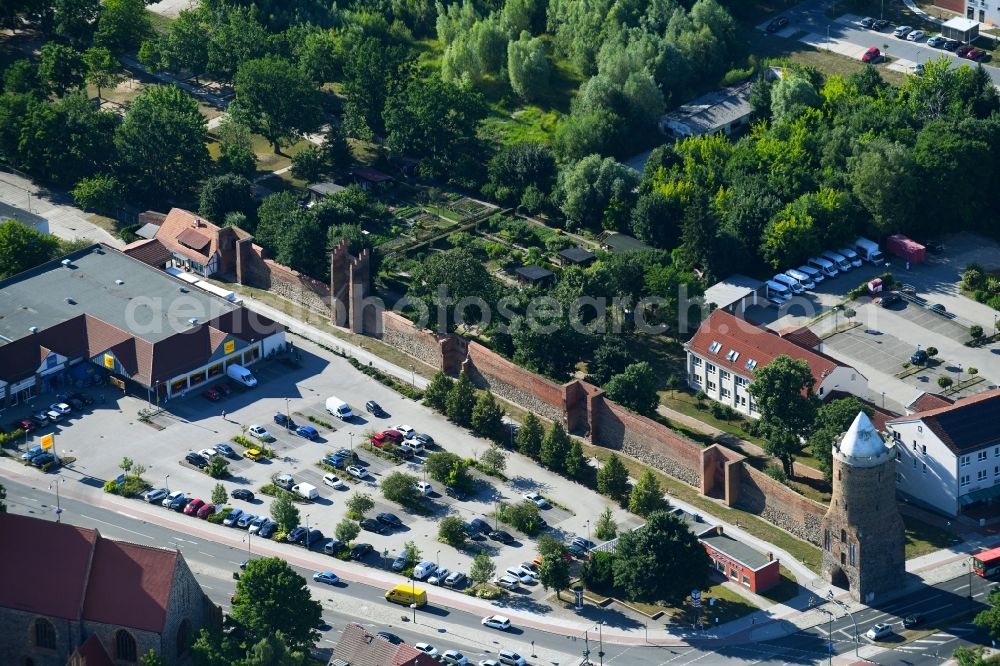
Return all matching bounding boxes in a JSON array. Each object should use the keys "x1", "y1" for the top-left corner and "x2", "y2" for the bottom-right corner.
[
  {"x1": 292, "y1": 482, "x2": 318, "y2": 501},
  {"x1": 854, "y1": 237, "x2": 884, "y2": 264},
  {"x1": 885, "y1": 234, "x2": 926, "y2": 264},
  {"x1": 226, "y1": 363, "x2": 257, "y2": 388}
]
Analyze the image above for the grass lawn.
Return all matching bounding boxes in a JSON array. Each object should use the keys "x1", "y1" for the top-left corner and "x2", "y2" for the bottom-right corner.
[
  {"x1": 659, "y1": 390, "x2": 764, "y2": 446},
  {"x1": 746, "y1": 29, "x2": 906, "y2": 86},
  {"x1": 761, "y1": 566, "x2": 802, "y2": 604},
  {"x1": 903, "y1": 513, "x2": 955, "y2": 560},
  {"x1": 146, "y1": 10, "x2": 176, "y2": 35}
]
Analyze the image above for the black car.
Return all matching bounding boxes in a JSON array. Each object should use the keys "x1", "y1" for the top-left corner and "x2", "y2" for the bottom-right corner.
[
  {"x1": 185, "y1": 452, "x2": 208, "y2": 468},
  {"x1": 365, "y1": 400, "x2": 386, "y2": 417},
  {"x1": 414, "y1": 433, "x2": 434, "y2": 447},
  {"x1": 351, "y1": 542, "x2": 374, "y2": 560},
  {"x1": 66, "y1": 397, "x2": 85, "y2": 411},
  {"x1": 902, "y1": 614, "x2": 925, "y2": 629},
  {"x1": 489, "y1": 530, "x2": 514, "y2": 544},
  {"x1": 360, "y1": 518, "x2": 388, "y2": 534},
  {"x1": 306, "y1": 529, "x2": 324, "y2": 548},
  {"x1": 766, "y1": 16, "x2": 788, "y2": 32},
  {"x1": 376, "y1": 631, "x2": 403, "y2": 645},
  {"x1": 872, "y1": 18, "x2": 889, "y2": 30},
  {"x1": 69, "y1": 391, "x2": 94, "y2": 406},
  {"x1": 273, "y1": 412, "x2": 296, "y2": 429},
  {"x1": 287, "y1": 526, "x2": 309, "y2": 544},
  {"x1": 391, "y1": 553, "x2": 409, "y2": 571},
  {"x1": 445, "y1": 485, "x2": 467, "y2": 501},
  {"x1": 376, "y1": 512, "x2": 403, "y2": 528},
  {"x1": 323, "y1": 538, "x2": 343, "y2": 555},
  {"x1": 231, "y1": 488, "x2": 255, "y2": 501},
  {"x1": 258, "y1": 520, "x2": 277, "y2": 538},
  {"x1": 943, "y1": 39, "x2": 960, "y2": 51},
  {"x1": 32, "y1": 453, "x2": 55, "y2": 468},
  {"x1": 29, "y1": 415, "x2": 49, "y2": 429},
  {"x1": 169, "y1": 496, "x2": 192, "y2": 512},
  {"x1": 470, "y1": 517, "x2": 491, "y2": 534}
]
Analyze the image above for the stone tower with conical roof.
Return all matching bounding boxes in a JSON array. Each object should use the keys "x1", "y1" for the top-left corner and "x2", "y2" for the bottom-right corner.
[{"x1": 821, "y1": 412, "x2": 905, "y2": 603}]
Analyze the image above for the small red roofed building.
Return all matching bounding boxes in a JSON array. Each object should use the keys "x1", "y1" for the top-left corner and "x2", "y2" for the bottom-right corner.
[{"x1": 328, "y1": 623, "x2": 438, "y2": 666}]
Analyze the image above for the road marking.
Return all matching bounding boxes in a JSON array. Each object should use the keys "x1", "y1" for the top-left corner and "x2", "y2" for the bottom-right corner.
[
  {"x1": 80, "y1": 513, "x2": 156, "y2": 541},
  {"x1": 20, "y1": 496, "x2": 36, "y2": 501}
]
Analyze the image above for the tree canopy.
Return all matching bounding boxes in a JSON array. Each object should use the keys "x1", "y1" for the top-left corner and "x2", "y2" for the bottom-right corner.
[{"x1": 230, "y1": 557, "x2": 322, "y2": 653}]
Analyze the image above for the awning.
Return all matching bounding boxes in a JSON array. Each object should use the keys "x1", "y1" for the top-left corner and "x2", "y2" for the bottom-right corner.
[{"x1": 960, "y1": 484, "x2": 1000, "y2": 505}]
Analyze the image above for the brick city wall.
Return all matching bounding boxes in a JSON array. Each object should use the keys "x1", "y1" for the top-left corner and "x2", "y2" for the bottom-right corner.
[
  {"x1": 464, "y1": 341, "x2": 566, "y2": 425},
  {"x1": 264, "y1": 259, "x2": 331, "y2": 315},
  {"x1": 380, "y1": 311, "x2": 446, "y2": 370},
  {"x1": 737, "y1": 464, "x2": 825, "y2": 545}
]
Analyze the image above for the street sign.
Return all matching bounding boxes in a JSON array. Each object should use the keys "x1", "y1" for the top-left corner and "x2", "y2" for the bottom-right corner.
[
  {"x1": 114, "y1": 473, "x2": 126, "y2": 487},
  {"x1": 691, "y1": 589, "x2": 701, "y2": 600},
  {"x1": 574, "y1": 585, "x2": 584, "y2": 611},
  {"x1": 40, "y1": 433, "x2": 54, "y2": 450},
  {"x1": 691, "y1": 589, "x2": 702, "y2": 608}
]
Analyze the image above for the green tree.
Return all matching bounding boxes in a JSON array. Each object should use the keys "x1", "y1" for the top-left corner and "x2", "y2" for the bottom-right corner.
[
  {"x1": 769, "y1": 76, "x2": 820, "y2": 122},
  {"x1": 469, "y1": 551, "x2": 496, "y2": 587},
  {"x1": 39, "y1": 43, "x2": 85, "y2": 97},
  {"x1": 446, "y1": 372, "x2": 477, "y2": 427},
  {"x1": 0, "y1": 482, "x2": 6, "y2": 512},
  {"x1": 270, "y1": 491, "x2": 299, "y2": 533},
  {"x1": 424, "y1": 371, "x2": 455, "y2": 413},
  {"x1": 383, "y1": 74, "x2": 488, "y2": 180},
  {"x1": 232, "y1": 56, "x2": 323, "y2": 154},
  {"x1": 94, "y1": 0, "x2": 149, "y2": 53},
  {"x1": 52, "y1": 0, "x2": 101, "y2": 45},
  {"x1": 425, "y1": 451, "x2": 471, "y2": 490},
  {"x1": 748, "y1": 355, "x2": 819, "y2": 475},
  {"x1": 231, "y1": 557, "x2": 321, "y2": 652},
  {"x1": 254, "y1": 191, "x2": 300, "y2": 252},
  {"x1": 217, "y1": 116, "x2": 257, "y2": 180},
  {"x1": 937, "y1": 376, "x2": 953, "y2": 390},
  {"x1": 409, "y1": 248, "x2": 498, "y2": 332},
  {"x1": 291, "y1": 145, "x2": 326, "y2": 183},
  {"x1": 613, "y1": 510, "x2": 711, "y2": 603},
  {"x1": 345, "y1": 492, "x2": 374, "y2": 519},
  {"x1": 557, "y1": 154, "x2": 639, "y2": 230},
  {"x1": 471, "y1": 391, "x2": 505, "y2": 439},
  {"x1": 3, "y1": 60, "x2": 45, "y2": 96},
  {"x1": 516, "y1": 412, "x2": 544, "y2": 459},
  {"x1": 83, "y1": 46, "x2": 126, "y2": 102},
  {"x1": 206, "y1": 456, "x2": 228, "y2": 479},
  {"x1": 538, "y1": 549, "x2": 571, "y2": 599},
  {"x1": 973, "y1": 588, "x2": 1000, "y2": 641},
  {"x1": 438, "y1": 515, "x2": 467, "y2": 547},
  {"x1": 381, "y1": 471, "x2": 420, "y2": 506},
  {"x1": 321, "y1": 122, "x2": 353, "y2": 174},
  {"x1": 597, "y1": 453, "x2": 630, "y2": 502},
  {"x1": 604, "y1": 362, "x2": 659, "y2": 416},
  {"x1": 848, "y1": 140, "x2": 918, "y2": 236},
  {"x1": 211, "y1": 483, "x2": 228, "y2": 506},
  {"x1": 198, "y1": 174, "x2": 255, "y2": 225},
  {"x1": 401, "y1": 540, "x2": 422, "y2": 566},
  {"x1": 205, "y1": 6, "x2": 270, "y2": 82},
  {"x1": 479, "y1": 443, "x2": 507, "y2": 476},
  {"x1": 161, "y1": 8, "x2": 208, "y2": 81},
  {"x1": 808, "y1": 397, "x2": 873, "y2": 481},
  {"x1": 498, "y1": 500, "x2": 543, "y2": 534},
  {"x1": 0, "y1": 220, "x2": 62, "y2": 279},
  {"x1": 629, "y1": 469, "x2": 666, "y2": 517},
  {"x1": 115, "y1": 85, "x2": 208, "y2": 200},
  {"x1": 507, "y1": 31, "x2": 550, "y2": 101},
  {"x1": 594, "y1": 506, "x2": 617, "y2": 541},
  {"x1": 565, "y1": 439, "x2": 587, "y2": 478},
  {"x1": 71, "y1": 174, "x2": 124, "y2": 214},
  {"x1": 540, "y1": 422, "x2": 571, "y2": 472},
  {"x1": 335, "y1": 518, "x2": 360, "y2": 544}
]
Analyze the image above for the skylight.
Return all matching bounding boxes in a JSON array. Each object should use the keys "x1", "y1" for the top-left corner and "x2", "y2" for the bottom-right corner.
[
  {"x1": 708, "y1": 341, "x2": 722, "y2": 354},
  {"x1": 726, "y1": 349, "x2": 739, "y2": 362},
  {"x1": 745, "y1": 359, "x2": 758, "y2": 370}
]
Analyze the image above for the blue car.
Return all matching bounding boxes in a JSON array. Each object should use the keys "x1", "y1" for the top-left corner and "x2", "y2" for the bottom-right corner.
[
  {"x1": 296, "y1": 425, "x2": 319, "y2": 440},
  {"x1": 313, "y1": 571, "x2": 339, "y2": 585},
  {"x1": 323, "y1": 454, "x2": 345, "y2": 468}
]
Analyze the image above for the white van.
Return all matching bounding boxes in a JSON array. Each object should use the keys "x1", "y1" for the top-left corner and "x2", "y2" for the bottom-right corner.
[
  {"x1": 785, "y1": 268, "x2": 815, "y2": 289},
  {"x1": 838, "y1": 247, "x2": 863, "y2": 267},
  {"x1": 821, "y1": 251, "x2": 851, "y2": 272},
  {"x1": 808, "y1": 256, "x2": 838, "y2": 278},
  {"x1": 226, "y1": 363, "x2": 257, "y2": 387},
  {"x1": 765, "y1": 280, "x2": 791, "y2": 305},
  {"x1": 796, "y1": 264, "x2": 824, "y2": 283},
  {"x1": 773, "y1": 273, "x2": 805, "y2": 294},
  {"x1": 292, "y1": 482, "x2": 318, "y2": 501},
  {"x1": 325, "y1": 396, "x2": 353, "y2": 420}
]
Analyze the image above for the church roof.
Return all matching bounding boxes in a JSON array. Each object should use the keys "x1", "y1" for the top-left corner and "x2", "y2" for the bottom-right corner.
[{"x1": 838, "y1": 412, "x2": 888, "y2": 461}]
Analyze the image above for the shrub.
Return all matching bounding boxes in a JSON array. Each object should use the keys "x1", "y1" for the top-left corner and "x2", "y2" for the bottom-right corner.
[
  {"x1": 206, "y1": 457, "x2": 230, "y2": 479},
  {"x1": 582, "y1": 550, "x2": 616, "y2": 590},
  {"x1": 439, "y1": 516, "x2": 467, "y2": 547},
  {"x1": 232, "y1": 435, "x2": 253, "y2": 448},
  {"x1": 926, "y1": 347, "x2": 938, "y2": 357},
  {"x1": 496, "y1": 500, "x2": 543, "y2": 535},
  {"x1": 207, "y1": 507, "x2": 232, "y2": 524},
  {"x1": 970, "y1": 324, "x2": 984, "y2": 340},
  {"x1": 764, "y1": 462, "x2": 787, "y2": 483},
  {"x1": 71, "y1": 174, "x2": 125, "y2": 213}
]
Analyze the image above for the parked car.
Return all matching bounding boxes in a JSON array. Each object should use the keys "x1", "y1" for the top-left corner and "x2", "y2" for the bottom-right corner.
[
  {"x1": 168, "y1": 495, "x2": 191, "y2": 512},
  {"x1": 248, "y1": 425, "x2": 274, "y2": 441},
  {"x1": 505, "y1": 567, "x2": 534, "y2": 585},
  {"x1": 202, "y1": 387, "x2": 221, "y2": 401},
  {"x1": 243, "y1": 448, "x2": 265, "y2": 461},
  {"x1": 376, "y1": 512, "x2": 403, "y2": 528},
  {"x1": 184, "y1": 499, "x2": 205, "y2": 516},
  {"x1": 481, "y1": 615, "x2": 511, "y2": 631},
  {"x1": 428, "y1": 568, "x2": 450, "y2": 585},
  {"x1": 965, "y1": 47, "x2": 986, "y2": 60},
  {"x1": 296, "y1": 425, "x2": 319, "y2": 440},
  {"x1": 222, "y1": 509, "x2": 244, "y2": 526},
  {"x1": 10, "y1": 418, "x2": 34, "y2": 433},
  {"x1": 365, "y1": 400, "x2": 386, "y2": 417},
  {"x1": 274, "y1": 412, "x2": 296, "y2": 428},
  {"x1": 392, "y1": 553, "x2": 410, "y2": 571},
  {"x1": 927, "y1": 34, "x2": 947, "y2": 47},
  {"x1": 766, "y1": 16, "x2": 788, "y2": 32},
  {"x1": 415, "y1": 643, "x2": 439, "y2": 658},
  {"x1": 376, "y1": 632, "x2": 402, "y2": 645},
  {"x1": 350, "y1": 543, "x2": 374, "y2": 560},
  {"x1": 872, "y1": 18, "x2": 889, "y2": 29},
  {"x1": 145, "y1": 487, "x2": 169, "y2": 504},
  {"x1": 360, "y1": 518, "x2": 388, "y2": 534},
  {"x1": 20, "y1": 445, "x2": 43, "y2": 461},
  {"x1": 893, "y1": 25, "x2": 912, "y2": 38},
  {"x1": 313, "y1": 571, "x2": 340, "y2": 585},
  {"x1": 861, "y1": 47, "x2": 881, "y2": 63},
  {"x1": 237, "y1": 513, "x2": 257, "y2": 528},
  {"x1": 943, "y1": 39, "x2": 960, "y2": 50},
  {"x1": 258, "y1": 520, "x2": 277, "y2": 538},
  {"x1": 346, "y1": 465, "x2": 367, "y2": 479},
  {"x1": 231, "y1": 488, "x2": 254, "y2": 501},
  {"x1": 445, "y1": 485, "x2": 468, "y2": 501},
  {"x1": 162, "y1": 490, "x2": 184, "y2": 507},
  {"x1": 860, "y1": 16, "x2": 875, "y2": 28},
  {"x1": 393, "y1": 424, "x2": 416, "y2": 439},
  {"x1": 323, "y1": 473, "x2": 347, "y2": 490},
  {"x1": 185, "y1": 452, "x2": 208, "y2": 468},
  {"x1": 416, "y1": 481, "x2": 433, "y2": 496},
  {"x1": 323, "y1": 538, "x2": 343, "y2": 555},
  {"x1": 287, "y1": 526, "x2": 309, "y2": 544},
  {"x1": 444, "y1": 571, "x2": 466, "y2": 588},
  {"x1": 215, "y1": 443, "x2": 236, "y2": 457},
  {"x1": 32, "y1": 453, "x2": 56, "y2": 468},
  {"x1": 906, "y1": 29, "x2": 925, "y2": 41},
  {"x1": 956, "y1": 44, "x2": 973, "y2": 57},
  {"x1": 49, "y1": 402, "x2": 71, "y2": 416},
  {"x1": 413, "y1": 561, "x2": 437, "y2": 580},
  {"x1": 489, "y1": 530, "x2": 514, "y2": 544},
  {"x1": 902, "y1": 614, "x2": 925, "y2": 629},
  {"x1": 371, "y1": 430, "x2": 402, "y2": 448},
  {"x1": 523, "y1": 492, "x2": 549, "y2": 508},
  {"x1": 197, "y1": 503, "x2": 215, "y2": 519},
  {"x1": 470, "y1": 518, "x2": 492, "y2": 534},
  {"x1": 867, "y1": 623, "x2": 893, "y2": 640},
  {"x1": 443, "y1": 650, "x2": 469, "y2": 665},
  {"x1": 498, "y1": 650, "x2": 527, "y2": 666},
  {"x1": 198, "y1": 448, "x2": 219, "y2": 460},
  {"x1": 495, "y1": 575, "x2": 519, "y2": 590},
  {"x1": 414, "y1": 433, "x2": 434, "y2": 448},
  {"x1": 248, "y1": 516, "x2": 268, "y2": 533}
]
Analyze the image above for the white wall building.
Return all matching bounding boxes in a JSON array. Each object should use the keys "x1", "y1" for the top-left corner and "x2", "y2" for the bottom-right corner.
[
  {"x1": 685, "y1": 310, "x2": 868, "y2": 418},
  {"x1": 887, "y1": 389, "x2": 1000, "y2": 517}
]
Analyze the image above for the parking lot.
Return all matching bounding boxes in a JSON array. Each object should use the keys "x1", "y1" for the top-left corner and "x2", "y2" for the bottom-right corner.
[{"x1": 3, "y1": 335, "x2": 632, "y2": 605}]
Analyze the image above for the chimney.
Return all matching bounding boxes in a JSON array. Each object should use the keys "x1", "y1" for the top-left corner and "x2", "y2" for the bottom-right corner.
[{"x1": 767, "y1": 552, "x2": 773, "y2": 562}]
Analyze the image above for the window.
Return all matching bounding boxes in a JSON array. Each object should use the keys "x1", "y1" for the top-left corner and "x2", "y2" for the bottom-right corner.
[
  {"x1": 693, "y1": 356, "x2": 702, "y2": 367},
  {"x1": 745, "y1": 359, "x2": 758, "y2": 371},
  {"x1": 978, "y1": 451, "x2": 988, "y2": 462},
  {"x1": 995, "y1": 465, "x2": 999, "y2": 477},
  {"x1": 961, "y1": 474, "x2": 970, "y2": 487},
  {"x1": 730, "y1": 568, "x2": 739, "y2": 580},
  {"x1": 706, "y1": 363, "x2": 716, "y2": 374},
  {"x1": 726, "y1": 349, "x2": 740, "y2": 362},
  {"x1": 34, "y1": 619, "x2": 55, "y2": 650},
  {"x1": 707, "y1": 381, "x2": 717, "y2": 391},
  {"x1": 849, "y1": 543, "x2": 856, "y2": 567},
  {"x1": 742, "y1": 574, "x2": 751, "y2": 586},
  {"x1": 922, "y1": 445, "x2": 926, "y2": 455},
  {"x1": 692, "y1": 374, "x2": 702, "y2": 385},
  {"x1": 720, "y1": 370, "x2": 730, "y2": 380},
  {"x1": 922, "y1": 463, "x2": 927, "y2": 474},
  {"x1": 720, "y1": 388, "x2": 731, "y2": 398},
  {"x1": 824, "y1": 529, "x2": 831, "y2": 551},
  {"x1": 995, "y1": 447, "x2": 999, "y2": 457},
  {"x1": 961, "y1": 455, "x2": 970, "y2": 467},
  {"x1": 115, "y1": 630, "x2": 137, "y2": 663},
  {"x1": 708, "y1": 341, "x2": 722, "y2": 354},
  {"x1": 978, "y1": 469, "x2": 987, "y2": 482},
  {"x1": 840, "y1": 529, "x2": 846, "y2": 543}
]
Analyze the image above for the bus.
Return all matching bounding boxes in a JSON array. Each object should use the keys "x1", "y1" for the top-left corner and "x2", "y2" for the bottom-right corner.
[{"x1": 972, "y1": 546, "x2": 1000, "y2": 578}]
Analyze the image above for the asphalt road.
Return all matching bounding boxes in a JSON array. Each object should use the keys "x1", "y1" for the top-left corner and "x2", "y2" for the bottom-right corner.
[{"x1": 4, "y1": 476, "x2": 994, "y2": 665}]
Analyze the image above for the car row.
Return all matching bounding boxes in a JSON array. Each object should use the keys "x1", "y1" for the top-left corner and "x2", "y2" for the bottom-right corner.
[
  {"x1": 273, "y1": 412, "x2": 320, "y2": 440},
  {"x1": 866, "y1": 20, "x2": 985, "y2": 59},
  {"x1": 7, "y1": 395, "x2": 94, "y2": 436},
  {"x1": 768, "y1": 247, "x2": 867, "y2": 305},
  {"x1": 200, "y1": 382, "x2": 233, "y2": 402}
]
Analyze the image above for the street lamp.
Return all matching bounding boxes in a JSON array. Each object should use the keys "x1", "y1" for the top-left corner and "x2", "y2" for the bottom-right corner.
[
  {"x1": 49, "y1": 478, "x2": 65, "y2": 523},
  {"x1": 305, "y1": 513, "x2": 311, "y2": 549},
  {"x1": 244, "y1": 531, "x2": 252, "y2": 558},
  {"x1": 826, "y1": 591, "x2": 860, "y2": 658},
  {"x1": 285, "y1": 398, "x2": 291, "y2": 426},
  {"x1": 411, "y1": 577, "x2": 417, "y2": 622},
  {"x1": 165, "y1": 474, "x2": 170, "y2": 491},
  {"x1": 597, "y1": 621, "x2": 606, "y2": 666},
  {"x1": 410, "y1": 364, "x2": 415, "y2": 390},
  {"x1": 349, "y1": 432, "x2": 354, "y2": 455},
  {"x1": 586, "y1": 520, "x2": 591, "y2": 543},
  {"x1": 818, "y1": 608, "x2": 834, "y2": 664},
  {"x1": 964, "y1": 557, "x2": 974, "y2": 603},
  {"x1": 436, "y1": 549, "x2": 441, "y2": 570}
]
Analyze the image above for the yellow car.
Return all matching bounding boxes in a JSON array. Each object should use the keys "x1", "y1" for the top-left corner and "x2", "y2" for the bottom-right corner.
[{"x1": 243, "y1": 448, "x2": 264, "y2": 461}]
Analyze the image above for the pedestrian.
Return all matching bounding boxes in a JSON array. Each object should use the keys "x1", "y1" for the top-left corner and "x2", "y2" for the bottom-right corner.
[{"x1": 222, "y1": 410, "x2": 227, "y2": 421}]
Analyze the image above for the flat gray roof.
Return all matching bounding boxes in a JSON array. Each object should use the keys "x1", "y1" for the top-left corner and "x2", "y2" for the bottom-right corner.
[
  {"x1": 703, "y1": 274, "x2": 765, "y2": 310},
  {"x1": 700, "y1": 532, "x2": 773, "y2": 570},
  {"x1": 660, "y1": 82, "x2": 753, "y2": 137},
  {"x1": 0, "y1": 244, "x2": 238, "y2": 345}
]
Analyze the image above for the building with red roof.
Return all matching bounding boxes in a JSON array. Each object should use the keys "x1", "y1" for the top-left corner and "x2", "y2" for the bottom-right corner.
[
  {"x1": 0, "y1": 513, "x2": 218, "y2": 666},
  {"x1": 685, "y1": 310, "x2": 867, "y2": 418}
]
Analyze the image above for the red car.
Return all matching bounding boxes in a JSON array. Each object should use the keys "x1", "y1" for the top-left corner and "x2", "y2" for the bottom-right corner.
[
  {"x1": 184, "y1": 499, "x2": 205, "y2": 516},
  {"x1": 956, "y1": 44, "x2": 973, "y2": 57},
  {"x1": 861, "y1": 47, "x2": 881, "y2": 63},
  {"x1": 202, "y1": 387, "x2": 221, "y2": 401},
  {"x1": 10, "y1": 418, "x2": 34, "y2": 433},
  {"x1": 965, "y1": 47, "x2": 986, "y2": 60},
  {"x1": 370, "y1": 429, "x2": 403, "y2": 448},
  {"x1": 197, "y1": 503, "x2": 215, "y2": 519}
]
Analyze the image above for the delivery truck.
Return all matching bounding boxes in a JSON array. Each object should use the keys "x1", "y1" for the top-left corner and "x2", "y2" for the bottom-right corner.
[
  {"x1": 226, "y1": 363, "x2": 257, "y2": 387},
  {"x1": 325, "y1": 396, "x2": 353, "y2": 420},
  {"x1": 886, "y1": 234, "x2": 926, "y2": 264},
  {"x1": 385, "y1": 584, "x2": 427, "y2": 607},
  {"x1": 854, "y1": 237, "x2": 884, "y2": 264},
  {"x1": 292, "y1": 482, "x2": 318, "y2": 501}
]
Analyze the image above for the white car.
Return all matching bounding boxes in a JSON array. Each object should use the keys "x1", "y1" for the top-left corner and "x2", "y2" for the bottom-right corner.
[
  {"x1": 415, "y1": 643, "x2": 439, "y2": 657},
  {"x1": 442, "y1": 650, "x2": 469, "y2": 665},
  {"x1": 523, "y1": 492, "x2": 549, "y2": 508},
  {"x1": 867, "y1": 623, "x2": 893, "y2": 640},
  {"x1": 49, "y1": 402, "x2": 71, "y2": 415},
  {"x1": 248, "y1": 425, "x2": 273, "y2": 441},
  {"x1": 346, "y1": 465, "x2": 367, "y2": 479},
  {"x1": 906, "y1": 29, "x2": 925, "y2": 41},
  {"x1": 413, "y1": 560, "x2": 437, "y2": 580},
  {"x1": 482, "y1": 615, "x2": 511, "y2": 630},
  {"x1": 393, "y1": 424, "x2": 416, "y2": 439},
  {"x1": 323, "y1": 473, "x2": 347, "y2": 490},
  {"x1": 480, "y1": 661, "x2": 501, "y2": 666},
  {"x1": 46, "y1": 409, "x2": 62, "y2": 421},
  {"x1": 505, "y1": 567, "x2": 535, "y2": 585},
  {"x1": 198, "y1": 448, "x2": 218, "y2": 459},
  {"x1": 514, "y1": 564, "x2": 538, "y2": 579},
  {"x1": 417, "y1": 481, "x2": 433, "y2": 495},
  {"x1": 403, "y1": 437, "x2": 425, "y2": 454},
  {"x1": 428, "y1": 567, "x2": 450, "y2": 585}
]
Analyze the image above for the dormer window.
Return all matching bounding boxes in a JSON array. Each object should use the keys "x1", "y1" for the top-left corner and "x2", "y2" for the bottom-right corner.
[
  {"x1": 726, "y1": 349, "x2": 739, "y2": 362},
  {"x1": 708, "y1": 341, "x2": 722, "y2": 354}
]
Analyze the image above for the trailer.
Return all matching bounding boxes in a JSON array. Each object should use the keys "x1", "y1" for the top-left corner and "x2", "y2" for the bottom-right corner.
[{"x1": 886, "y1": 234, "x2": 926, "y2": 264}]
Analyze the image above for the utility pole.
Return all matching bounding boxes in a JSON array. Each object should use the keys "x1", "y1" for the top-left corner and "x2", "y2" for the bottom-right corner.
[
  {"x1": 49, "y1": 478, "x2": 64, "y2": 522},
  {"x1": 827, "y1": 591, "x2": 860, "y2": 658}
]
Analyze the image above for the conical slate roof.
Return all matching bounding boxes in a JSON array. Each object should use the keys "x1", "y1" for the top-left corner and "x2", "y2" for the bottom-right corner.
[{"x1": 838, "y1": 412, "x2": 887, "y2": 459}]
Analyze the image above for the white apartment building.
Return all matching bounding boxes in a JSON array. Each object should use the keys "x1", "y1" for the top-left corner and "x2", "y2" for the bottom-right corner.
[
  {"x1": 685, "y1": 310, "x2": 869, "y2": 418},
  {"x1": 887, "y1": 389, "x2": 1000, "y2": 517}
]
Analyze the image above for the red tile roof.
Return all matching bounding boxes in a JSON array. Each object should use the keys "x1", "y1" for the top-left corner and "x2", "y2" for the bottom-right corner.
[
  {"x1": 329, "y1": 623, "x2": 429, "y2": 666},
  {"x1": 689, "y1": 310, "x2": 846, "y2": 388},
  {"x1": 123, "y1": 238, "x2": 173, "y2": 268},
  {"x1": 906, "y1": 391, "x2": 954, "y2": 413},
  {"x1": 889, "y1": 388, "x2": 1000, "y2": 454},
  {"x1": 778, "y1": 326, "x2": 822, "y2": 350},
  {"x1": 70, "y1": 634, "x2": 114, "y2": 666},
  {"x1": 152, "y1": 208, "x2": 251, "y2": 266},
  {"x1": 0, "y1": 514, "x2": 178, "y2": 633},
  {"x1": 176, "y1": 227, "x2": 211, "y2": 252}
]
